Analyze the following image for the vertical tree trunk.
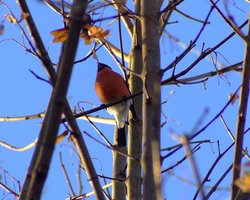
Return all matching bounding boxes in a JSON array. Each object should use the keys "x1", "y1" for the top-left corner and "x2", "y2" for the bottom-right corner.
[
  {"x1": 141, "y1": 1, "x2": 162, "y2": 200},
  {"x1": 127, "y1": 0, "x2": 143, "y2": 198},
  {"x1": 112, "y1": 128, "x2": 127, "y2": 200}
]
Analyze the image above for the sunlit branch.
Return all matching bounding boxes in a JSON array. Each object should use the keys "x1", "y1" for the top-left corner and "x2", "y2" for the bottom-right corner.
[
  {"x1": 0, "y1": 112, "x2": 45, "y2": 122},
  {"x1": 0, "y1": 139, "x2": 37, "y2": 152},
  {"x1": 66, "y1": 183, "x2": 112, "y2": 200},
  {"x1": 77, "y1": 164, "x2": 83, "y2": 195},
  {"x1": 220, "y1": 116, "x2": 250, "y2": 160},
  {"x1": 162, "y1": 61, "x2": 243, "y2": 85},
  {"x1": 0, "y1": 182, "x2": 19, "y2": 199},
  {"x1": 111, "y1": 0, "x2": 133, "y2": 37},
  {"x1": 0, "y1": 110, "x2": 115, "y2": 125},
  {"x1": 100, "y1": 39, "x2": 129, "y2": 78},
  {"x1": 0, "y1": 130, "x2": 70, "y2": 152}
]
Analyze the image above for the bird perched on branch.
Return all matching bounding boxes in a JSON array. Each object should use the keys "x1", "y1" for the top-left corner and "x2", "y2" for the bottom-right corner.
[{"x1": 95, "y1": 62, "x2": 138, "y2": 147}]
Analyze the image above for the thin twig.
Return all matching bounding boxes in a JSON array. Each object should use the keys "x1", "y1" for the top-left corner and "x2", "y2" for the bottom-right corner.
[
  {"x1": 161, "y1": 85, "x2": 241, "y2": 160},
  {"x1": 59, "y1": 152, "x2": 76, "y2": 196},
  {"x1": 77, "y1": 163, "x2": 83, "y2": 195},
  {"x1": 85, "y1": 116, "x2": 113, "y2": 147},
  {"x1": 161, "y1": 144, "x2": 201, "y2": 173},
  {"x1": 66, "y1": 183, "x2": 112, "y2": 200},
  {"x1": 162, "y1": 3, "x2": 215, "y2": 74},
  {"x1": 162, "y1": 61, "x2": 243, "y2": 85},
  {"x1": 175, "y1": 8, "x2": 211, "y2": 24},
  {"x1": 162, "y1": 18, "x2": 247, "y2": 80},
  {"x1": 181, "y1": 136, "x2": 205, "y2": 200},
  {"x1": 83, "y1": 131, "x2": 138, "y2": 161},
  {"x1": 61, "y1": 91, "x2": 143, "y2": 123},
  {"x1": 205, "y1": 164, "x2": 232, "y2": 199},
  {"x1": 161, "y1": 139, "x2": 211, "y2": 152},
  {"x1": 111, "y1": 0, "x2": 133, "y2": 36},
  {"x1": 209, "y1": 0, "x2": 247, "y2": 43},
  {"x1": 220, "y1": 116, "x2": 250, "y2": 160},
  {"x1": 0, "y1": 182, "x2": 19, "y2": 199},
  {"x1": 193, "y1": 140, "x2": 234, "y2": 199}
]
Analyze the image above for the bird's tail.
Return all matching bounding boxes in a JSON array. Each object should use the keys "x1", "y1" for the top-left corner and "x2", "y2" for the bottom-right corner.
[{"x1": 117, "y1": 127, "x2": 126, "y2": 147}]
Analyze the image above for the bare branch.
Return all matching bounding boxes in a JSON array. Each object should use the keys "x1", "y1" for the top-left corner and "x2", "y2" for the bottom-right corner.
[
  {"x1": 59, "y1": 152, "x2": 76, "y2": 197},
  {"x1": 111, "y1": 0, "x2": 133, "y2": 37},
  {"x1": 181, "y1": 136, "x2": 205, "y2": 200},
  {"x1": 0, "y1": 139, "x2": 37, "y2": 152},
  {"x1": 67, "y1": 183, "x2": 112, "y2": 200},
  {"x1": 231, "y1": 17, "x2": 250, "y2": 199},
  {"x1": 161, "y1": 144, "x2": 200, "y2": 173},
  {"x1": 175, "y1": 8, "x2": 211, "y2": 24},
  {"x1": 162, "y1": 19, "x2": 248, "y2": 83},
  {"x1": 0, "y1": 182, "x2": 19, "y2": 199},
  {"x1": 162, "y1": 61, "x2": 243, "y2": 85},
  {"x1": 162, "y1": 4, "x2": 215, "y2": 74},
  {"x1": 210, "y1": 0, "x2": 247, "y2": 43},
  {"x1": 161, "y1": 86, "x2": 241, "y2": 160}
]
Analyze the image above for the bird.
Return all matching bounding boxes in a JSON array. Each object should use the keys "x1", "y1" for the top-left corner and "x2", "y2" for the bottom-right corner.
[{"x1": 94, "y1": 62, "x2": 138, "y2": 147}]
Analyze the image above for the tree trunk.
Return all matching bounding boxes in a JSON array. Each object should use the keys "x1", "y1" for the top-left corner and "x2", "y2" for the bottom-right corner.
[
  {"x1": 127, "y1": 0, "x2": 143, "y2": 198},
  {"x1": 231, "y1": 16, "x2": 250, "y2": 200},
  {"x1": 141, "y1": 0, "x2": 162, "y2": 200},
  {"x1": 112, "y1": 128, "x2": 127, "y2": 200}
]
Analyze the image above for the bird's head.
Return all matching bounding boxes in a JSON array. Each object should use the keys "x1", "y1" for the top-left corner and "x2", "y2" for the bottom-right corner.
[{"x1": 97, "y1": 62, "x2": 112, "y2": 71}]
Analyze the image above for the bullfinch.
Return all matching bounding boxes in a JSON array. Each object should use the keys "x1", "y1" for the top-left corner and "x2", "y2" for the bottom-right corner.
[{"x1": 95, "y1": 62, "x2": 138, "y2": 147}]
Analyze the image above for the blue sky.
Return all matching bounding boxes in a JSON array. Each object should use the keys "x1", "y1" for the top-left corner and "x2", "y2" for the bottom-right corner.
[{"x1": 0, "y1": 0, "x2": 250, "y2": 199}]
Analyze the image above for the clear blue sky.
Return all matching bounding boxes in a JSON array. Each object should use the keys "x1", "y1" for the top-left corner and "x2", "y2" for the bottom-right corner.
[{"x1": 0, "y1": 0, "x2": 249, "y2": 199}]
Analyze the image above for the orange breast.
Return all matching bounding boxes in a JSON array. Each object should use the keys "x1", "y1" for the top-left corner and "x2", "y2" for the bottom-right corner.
[{"x1": 95, "y1": 68, "x2": 130, "y2": 104}]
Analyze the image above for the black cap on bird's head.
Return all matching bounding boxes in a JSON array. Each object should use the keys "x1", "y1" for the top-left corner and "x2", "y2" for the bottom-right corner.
[{"x1": 97, "y1": 62, "x2": 112, "y2": 71}]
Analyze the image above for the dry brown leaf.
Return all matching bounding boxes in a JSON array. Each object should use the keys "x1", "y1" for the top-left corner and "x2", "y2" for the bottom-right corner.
[
  {"x1": 51, "y1": 28, "x2": 69, "y2": 43},
  {"x1": 51, "y1": 25, "x2": 109, "y2": 44},
  {"x1": 80, "y1": 31, "x2": 95, "y2": 45},
  {"x1": 80, "y1": 24, "x2": 109, "y2": 45}
]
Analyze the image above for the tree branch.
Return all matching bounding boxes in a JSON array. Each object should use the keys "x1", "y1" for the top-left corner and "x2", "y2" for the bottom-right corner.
[
  {"x1": 16, "y1": 1, "x2": 105, "y2": 199},
  {"x1": 231, "y1": 17, "x2": 250, "y2": 199},
  {"x1": 111, "y1": 0, "x2": 133, "y2": 37}
]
